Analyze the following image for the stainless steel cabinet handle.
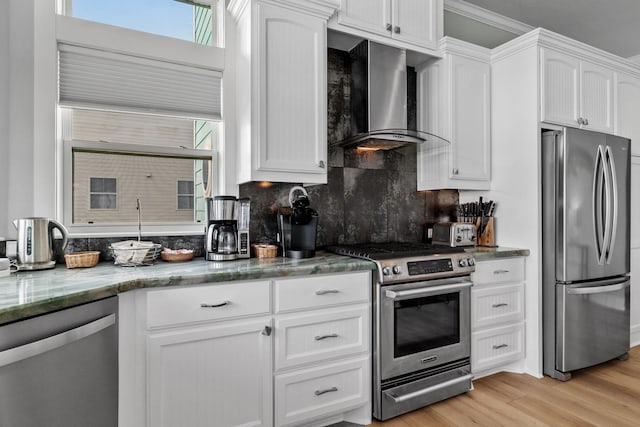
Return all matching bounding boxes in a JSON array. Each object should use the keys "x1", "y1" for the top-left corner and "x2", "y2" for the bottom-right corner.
[
  {"x1": 394, "y1": 26, "x2": 400, "y2": 34},
  {"x1": 452, "y1": 168, "x2": 459, "y2": 175},
  {"x1": 0, "y1": 314, "x2": 115, "y2": 368},
  {"x1": 315, "y1": 289, "x2": 339, "y2": 295},
  {"x1": 200, "y1": 301, "x2": 230, "y2": 308},
  {"x1": 386, "y1": 23, "x2": 392, "y2": 31},
  {"x1": 492, "y1": 303, "x2": 508, "y2": 308},
  {"x1": 493, "y1": 269, "x2": 510, "y2": 274},
  {"x1": 315, "y1": 333, "x2": 338, "y2": 341},
  {"x1": 493, "y1": 344, "x2": 508, "y2": 350},
  {"x1": 577, "y1": 117, "x2": 584, "y2": 125},
  {"x1": 318, "y1": 160, "x2": 326, "y2": 169},
  {"x1": 584, "y1": 118, "x2": 589, "y2": 125},
  {"x1": 314, "y1": 387, "x2": 338, "y2": 396},
  {"x1": 261, "y1": 326, "x2": 272, "y2": 336}
]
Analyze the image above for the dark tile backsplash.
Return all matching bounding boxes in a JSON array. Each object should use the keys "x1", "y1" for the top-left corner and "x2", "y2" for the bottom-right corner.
[
  {"x1": 239, "y1": 48, "x2": 459, "y2": 247},
  {"x1": 59, "y1": 48, "x2": 458, "y2": 260}
]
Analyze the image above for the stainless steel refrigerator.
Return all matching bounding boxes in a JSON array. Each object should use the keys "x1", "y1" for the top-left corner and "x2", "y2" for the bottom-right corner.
[{"x1": 542, "y1": 127, "x2": 630, "y2": 381}]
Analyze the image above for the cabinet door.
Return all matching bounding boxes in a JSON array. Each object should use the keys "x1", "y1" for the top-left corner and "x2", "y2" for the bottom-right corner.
[
  {"x1": 540, "y1": 48, "x2": 580, "y2": 126},
  {"x1": 449, "y1": 54, "x2": 491, "y2": 182},
  {"x1": 391, "y1": 0, "x2": 438, "y2": 49},
  {"x1": 338, "y1": 0, "x2": 389, "y2": 37},
  {"x1": 580, "y1": 60, "x2": 613, "y2": 133},
  {"x1": 147, "y1": 318, "x2": 272, "y2": 427},
  {"x1": 616, "y1": 72, "x2": 640, "y2": 155},
  {"x1": 255, "y1": 3, "x2": 327, "y2": 181}
]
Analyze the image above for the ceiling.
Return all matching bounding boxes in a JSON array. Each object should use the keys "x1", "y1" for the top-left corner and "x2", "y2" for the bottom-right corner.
[{"x1": 460, "y1": 0, "x2": 640, "y2": 59}]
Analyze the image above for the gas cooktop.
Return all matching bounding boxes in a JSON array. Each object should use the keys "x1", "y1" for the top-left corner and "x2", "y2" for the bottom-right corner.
[
  {"x1": 326, "y1": 242, "x2": 465, "y2": 261},
  {"x1": 327, "y1": 242, "x2": 475, "y2": 284}
]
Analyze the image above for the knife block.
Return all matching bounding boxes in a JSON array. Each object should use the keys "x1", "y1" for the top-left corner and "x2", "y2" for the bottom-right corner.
[{"x1": 476, "y1": 217, "x2": 496, "y2": 247}]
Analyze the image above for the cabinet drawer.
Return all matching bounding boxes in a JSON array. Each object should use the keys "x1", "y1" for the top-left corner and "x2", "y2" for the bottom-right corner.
[
  {"x1": 274, "y1": 272, "x2": 370, "y2": 313},
  {"x1": 472, "y1": 283, "x2": 524, "y2": 330},
  {"x1": 471, "y1": 257, "x2": 525, "y2": 286},
  {"x1": 146, "y1": 281, "x2": 271, "y2": 328},
  {"x1": 275, "y1": 356, "x2": 369, "y2": 426},
  {"x1": 472, "y1": 323, "x2": 524, "y2": 373},
  {"x1": 275, "y1": 305, "x2": 369, "y2": 371}
]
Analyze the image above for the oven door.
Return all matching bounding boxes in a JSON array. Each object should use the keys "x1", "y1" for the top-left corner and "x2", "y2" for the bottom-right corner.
[{"x1": 378, "y1": 277, "x2": 471, "y2": 381}]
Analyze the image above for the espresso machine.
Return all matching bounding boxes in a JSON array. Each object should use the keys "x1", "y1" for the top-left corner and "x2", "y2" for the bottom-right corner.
[
  {"x1": 205, "y1": 196, "x2": 250, "y2": 261},
  {"x1": 277, "y1": 186, "x2": 318, "y2": 259}
]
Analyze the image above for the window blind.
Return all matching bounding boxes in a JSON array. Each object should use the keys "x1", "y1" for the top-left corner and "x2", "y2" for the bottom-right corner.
[{"x1": 58, "y1": 43, "x2": 222, "y2": 120}]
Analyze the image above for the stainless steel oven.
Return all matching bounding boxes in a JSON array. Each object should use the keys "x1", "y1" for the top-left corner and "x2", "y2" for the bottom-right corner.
[
  {"x1": 327, "y1": 243, "x2": 475, "y2": 421},
  {"x1": 379, "y1": 278, "x2": 471, "y2": 379}
]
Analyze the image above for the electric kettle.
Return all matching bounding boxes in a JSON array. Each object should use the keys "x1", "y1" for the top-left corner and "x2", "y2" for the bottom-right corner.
[{"x1": 13, "y1": 217, "x2": 69, "y2": 270}]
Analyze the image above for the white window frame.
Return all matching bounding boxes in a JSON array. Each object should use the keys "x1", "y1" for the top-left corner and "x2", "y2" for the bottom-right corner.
[{"x1": 52, "y1": 1, "x2": 226, "y2": 237}]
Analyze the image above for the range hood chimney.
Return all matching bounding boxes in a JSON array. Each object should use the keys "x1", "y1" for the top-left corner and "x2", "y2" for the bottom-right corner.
[{"x1": 336, "y1": 40, "x2": 448, "y2": 151}]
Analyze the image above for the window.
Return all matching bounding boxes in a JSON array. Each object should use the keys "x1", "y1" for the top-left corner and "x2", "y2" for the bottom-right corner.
[
  {"x1": 55, "y1": 1, "x2": 224, "y2": 234},
  {"x1": 89, "y1": 177, "x2": 117, "y2": 210},
  {"x1": 65, "y1": 0, "x2": 220, "y2": 47},
  {"x1": 178, "y1": 180, "x2": 195, "y2": 210}
]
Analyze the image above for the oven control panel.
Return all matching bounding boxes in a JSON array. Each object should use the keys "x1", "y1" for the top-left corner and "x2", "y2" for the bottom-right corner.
[{"x1": 378, "y1": 254, "x2": 475, "y2": 283}]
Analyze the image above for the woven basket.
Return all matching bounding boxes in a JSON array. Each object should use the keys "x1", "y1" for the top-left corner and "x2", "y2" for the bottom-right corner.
[
  {"x1": 64, "y1": 251, "x2": 100, "y2": 268},
  {"x1": 251, "y1": 244, "x2": 277, "y2": 258}
]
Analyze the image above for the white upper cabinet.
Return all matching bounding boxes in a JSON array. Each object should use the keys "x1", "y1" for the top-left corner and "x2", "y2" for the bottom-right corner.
[
  {"x1": 541, "y1": 48, "x2": 613, "y2": 133},
  {"x1": 615, "y1": 72, "x2": 640, "y2": 155},
  {"x1": 417, "y1": 38, "x2": 491, "y2": 190},
  {"x1": 230, "y1": 0, "x2": 334, "y2": 184},
  {"x1": 332, "y1": 0, "x2": 442, "y2": 53}
]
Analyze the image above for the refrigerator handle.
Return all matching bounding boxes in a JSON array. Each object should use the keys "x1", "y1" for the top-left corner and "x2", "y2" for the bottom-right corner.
[
  {"x1": 592, "y1": 145, "x2": 607, "y2": 265},
  {"x1": 605, "y1": 146, "x2": 618, "y2": 264},
  {"x1": 566, "y1": 280, "x2": 629, "y2": 295}
]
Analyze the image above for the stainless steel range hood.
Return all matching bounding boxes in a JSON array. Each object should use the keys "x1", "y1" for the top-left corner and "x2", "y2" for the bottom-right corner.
[{"x1": 336, "y1": 40, "x2": 448, "y2": 150}]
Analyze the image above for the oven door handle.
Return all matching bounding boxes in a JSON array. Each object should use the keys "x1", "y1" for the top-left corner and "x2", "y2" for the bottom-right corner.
[
  {"x1": 388, "y1": 373, "x2": 474, "y2": 403},
  {"x1": 385, "y1": 282, "x2": 472, "y2": 300}
]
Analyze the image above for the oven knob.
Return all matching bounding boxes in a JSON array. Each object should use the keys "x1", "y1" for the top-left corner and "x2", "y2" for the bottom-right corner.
[
  {"x1": 458, "y1": 258, "x2": 468, "y2": 267},
  {"x1": 468, "y1": 258, "x2": 475, "y2": 266},
  {"x1": 392, "y1": 265, "x2": 402, "y2": 275},
  {"x1": 382, "y1": 266, "x2": 392, "y2": 276}
]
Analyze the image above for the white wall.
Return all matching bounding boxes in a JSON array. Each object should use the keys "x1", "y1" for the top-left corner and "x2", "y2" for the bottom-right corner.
[{"x1": 0, "y1": 2, "x2": 9, "y2": 237}]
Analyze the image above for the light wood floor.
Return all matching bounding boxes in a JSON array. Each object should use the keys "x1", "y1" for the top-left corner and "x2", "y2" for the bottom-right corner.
[{"x1": 369, "y1": 346, "x2": 640, "y2": 426}]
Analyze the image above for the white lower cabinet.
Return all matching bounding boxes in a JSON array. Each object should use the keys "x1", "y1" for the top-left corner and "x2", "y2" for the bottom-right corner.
[
  {"x1": 470, "y1": 257, "x2": 526, "y2": 376},
  {"x1": 273, "y1": 272, "x2": 371, "y2": 426},
  {"x1": 147, "y1": 318, "x2": 273, "y2": 427},
  {"x1": 119, "y1": 271, "x2": 372, "y2": 427}
]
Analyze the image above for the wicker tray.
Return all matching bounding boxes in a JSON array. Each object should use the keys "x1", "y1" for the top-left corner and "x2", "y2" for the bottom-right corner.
[
  {"x1": 161, "y1": 249, "x2": 194, "y2": 262},
  {"x1": 109, "y1": 242, "x2": 162, "y2": 266},
  {"x1": 251, "y1": 244, "x2": 278, "y2": 258},
  {"x1": 64, "y1": 251, "x2": 100, "y2": 268}
]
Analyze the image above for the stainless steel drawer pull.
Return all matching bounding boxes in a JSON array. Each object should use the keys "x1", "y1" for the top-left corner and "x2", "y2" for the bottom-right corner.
[
  {"x1": 315, "y1": 334, "x2": 338, "y2": 341},
  {"x1": 493, "y1": 269, "x2": 510, "y2": 274},
  {"x1": 315, "y1": 289, "x2": 339, "y2": 295},
  {"x1": 493, "y1": 344, "x2": 508, "y2": 349},
  {"x1": 314, "y1": 387, "x2": 338, "y2": 396},
  {"x1": 200, "y1": 301, "x2": 230, "y2": 308},
  {"x1": 492, "y1": 303, "x2": 508, "y2": 308}
]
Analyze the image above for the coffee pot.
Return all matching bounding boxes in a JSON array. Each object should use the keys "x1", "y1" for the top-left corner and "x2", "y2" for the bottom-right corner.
[{"x1": 13, "y1": 217, "x2": 69, "y2": 270}]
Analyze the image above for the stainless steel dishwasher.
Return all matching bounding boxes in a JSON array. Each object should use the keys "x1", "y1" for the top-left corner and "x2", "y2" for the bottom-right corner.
[{"x1": 0, "y1": 296, "x2": 118, "y2": 427}]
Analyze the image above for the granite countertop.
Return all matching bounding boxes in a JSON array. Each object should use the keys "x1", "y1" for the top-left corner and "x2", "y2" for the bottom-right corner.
[
  {"x1": 0, "y1": 246, "x2": 529, "y2": 325},
  {"x1": 0, "y1": 252, "x2": 376, "y2": 325},
  {"x1": 465, "y1": 246, "x2": 530, "y2": 260}
]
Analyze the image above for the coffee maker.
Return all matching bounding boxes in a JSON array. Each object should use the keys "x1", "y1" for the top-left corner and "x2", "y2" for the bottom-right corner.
[
  {"x1": 205, "y1": 196, "x2": 250, "y2": 261},
  {"x1": 277, "y1": 186, "x2": 318, "y2": 259}
]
